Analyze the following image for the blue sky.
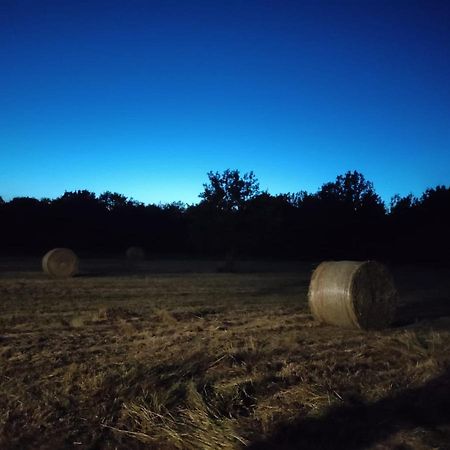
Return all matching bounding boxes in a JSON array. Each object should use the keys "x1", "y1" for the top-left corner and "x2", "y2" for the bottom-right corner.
[{"x1": 1, "y1": 0, "x2": 449, "y2": 204}]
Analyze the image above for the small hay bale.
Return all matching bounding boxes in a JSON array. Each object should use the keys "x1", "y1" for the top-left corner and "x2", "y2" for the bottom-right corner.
[
  {"x1": 308, "y1": 260, "x2": 397, "y2": 330},
  {"x1": 42, "y1": 248, "x2": 79, "y2": 278},
  {"x1": 126, "y1": 246, "x2": 146, "y2": 261}
]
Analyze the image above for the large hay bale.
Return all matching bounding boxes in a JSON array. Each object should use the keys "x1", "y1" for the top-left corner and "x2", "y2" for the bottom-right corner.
[
  {"x1": 308, "y1": 260, "x2": 397, "y2": 330},
  {"x1": 42, "y1": 248, "x2": 79, "y2": 278},
  {"x1": 126, "y1": 246, "x2": 146, "y2": 261}
]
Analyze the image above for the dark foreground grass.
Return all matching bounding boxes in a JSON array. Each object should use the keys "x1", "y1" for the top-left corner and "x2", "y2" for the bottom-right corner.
[{"x1": 0, "y1": 260, "x2": 450, "y2": 449}]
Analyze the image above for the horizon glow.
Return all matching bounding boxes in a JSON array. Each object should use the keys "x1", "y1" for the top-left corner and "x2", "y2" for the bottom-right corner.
[{"x1": 1, "y1": 0, "x2": 449, "y2": 205}]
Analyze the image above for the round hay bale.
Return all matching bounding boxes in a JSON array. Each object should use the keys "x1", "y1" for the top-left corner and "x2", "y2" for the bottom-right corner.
[
  {"x1": 308, "y1": 260, "x2": 397, "y2": 330},
  {"x1": 42, "y1": 248, "x2": 79, "y2": 278},
  {"x1": 126, "y1": 246, "x2": 146, "y2": 261}
]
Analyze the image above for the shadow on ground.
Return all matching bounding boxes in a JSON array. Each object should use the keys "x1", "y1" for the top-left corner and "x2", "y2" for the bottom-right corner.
[
  {"x1": 393, "y1": 298, "x2": 450, "y2": 330},
  {"x1": 248, "y1": 367, "x2": 450, "y2": 450}
]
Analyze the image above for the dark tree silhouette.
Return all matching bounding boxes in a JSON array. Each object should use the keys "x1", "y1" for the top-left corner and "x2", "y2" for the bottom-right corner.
[
  {"x1": 240, "y1": 193, "x2": 298, "y2": 256},
  {"x1": 53, "y1": 190, "x2": 99, "y2": 208},
  {"x1": 0, "y1": 170, "x2": 449, "y2": 261},
  {"x1": 318, "y1": 170, "x2": 385, "y2": 214},
  {"x1": 300, "y1": 171, "x2": 385, "y2": 259},
  {"x1": 199, "y1": 169, "x2": 260, "y2": 211},
  {"x1": 419, "y1": 185, "x2": 450, "y2": 215},
  {"x1": 416, "y1": 186, "x2": 450, "y2": 259},
  {"x1": 98, "y1": 191, "x2": 130, "y2": 211},
  {"x1": 390, "y1": 193, "x2": 418, "y2": 215},
  {"x1": 388, "y1": 186, "x2": 450, "y2": 261},
  {"x1": 191, "y1": 170, "x2": 261, "y2": 263}
]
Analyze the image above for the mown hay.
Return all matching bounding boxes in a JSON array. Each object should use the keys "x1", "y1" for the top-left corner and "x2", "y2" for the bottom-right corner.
[
  {"x1": 308, "y1": 260, "x2": 397, "y2": 330},
  {"x1": 42, "y1": 248, "x2": 79, "y2": 278},
  {"x1": 126, "y1": 246, "x2": 146, "y2": 261}
]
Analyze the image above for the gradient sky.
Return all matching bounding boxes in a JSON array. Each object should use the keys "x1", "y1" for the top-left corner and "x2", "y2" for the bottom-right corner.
[{"x1": 1, "y1": 0, "x2": 449, "y2": 205}]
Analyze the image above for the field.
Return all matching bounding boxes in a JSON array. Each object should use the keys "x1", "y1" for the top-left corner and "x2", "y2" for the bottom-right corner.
[{"x1": 1, "y1": 258, "x2": 450, "y2": 450}]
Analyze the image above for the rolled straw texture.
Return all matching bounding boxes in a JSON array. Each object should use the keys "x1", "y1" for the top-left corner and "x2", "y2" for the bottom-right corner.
[
  {"x1": 42, "y1": 248, "x2": 79, "y2": 278},
  {"x1": 308, "y1": 260, "x2": 397, "y2": 330}
]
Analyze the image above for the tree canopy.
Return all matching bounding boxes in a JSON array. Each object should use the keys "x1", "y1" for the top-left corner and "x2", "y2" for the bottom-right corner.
[
  {"x1": 318, "y1": 170, "x2": 384, "y2": 213},
  {"x1": 199, "y1": 169, "x2": 260, "y2": 212},
  {"x1": 1, "y1": 170, "x2": 449, "y2": 261}
]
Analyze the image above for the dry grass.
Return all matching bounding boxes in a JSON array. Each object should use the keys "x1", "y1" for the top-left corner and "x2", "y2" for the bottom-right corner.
[{"x1": 0, "y1": 260, "x2": 450, "y2": 449}]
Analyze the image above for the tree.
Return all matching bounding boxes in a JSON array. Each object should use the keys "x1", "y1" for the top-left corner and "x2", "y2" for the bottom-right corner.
[
  {"x1": 8, "y1": 196, "x2": 41, "y2": 208},
  {"x1": 99, "y1": 191, "x2": 130, "y2": 211},
  {"x1": 192, "y1": 170, "x2": 260, "y2": 260},
  {"x1": 318, "y1": 170, "x2": 385, "y2": 214},
  {"x1": 242, "y1": 192, "x2": 297, "y2": 256},
  {"x1": 419, "y1": 185, "x2": 450, "y2": 214},
  {"x1": 199, "y1": 169, "x2": 260, "y2": 212},
  {"x1": 53, "y1": 190, "x2": 99, "y2": 208},
  {"x1": 390, "y1": 193, "x2": 417, "y2": 215}
]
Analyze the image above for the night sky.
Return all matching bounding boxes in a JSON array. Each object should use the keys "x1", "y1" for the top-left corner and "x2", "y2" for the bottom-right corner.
[{"x1": 1, "y1": 0, "x2": 449, "y2": 204}]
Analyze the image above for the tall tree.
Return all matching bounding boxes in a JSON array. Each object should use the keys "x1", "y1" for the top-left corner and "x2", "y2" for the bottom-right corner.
[
  {"x1": 99, "y1": 191, "x2": 130, "y2": 211},
  {"x1": 199, "y1": 169, "x2": 260, "y2": 211},
  {"x1": 318, "y1": 170, "x2": 385, "y2": 214},
  {"x1": 390, "y1": 193, "x2": 417, "y2": 215},
  {"x1": 194, "y1": 170, "x2": 260, "y2": 262}
]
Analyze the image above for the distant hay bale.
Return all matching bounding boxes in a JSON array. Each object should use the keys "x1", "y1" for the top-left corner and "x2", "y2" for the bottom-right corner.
[
  {"x1": 42, "y1": 248, "x2": 79, "y2": 278},
  {"x1": 126, "y1": 246, "x2": 146, "y2": 261},
  {"x1": 308, "y1": 260, "x2": 397, "y2": 330}
]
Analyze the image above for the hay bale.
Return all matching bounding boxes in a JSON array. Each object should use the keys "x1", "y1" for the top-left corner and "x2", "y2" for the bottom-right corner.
[
  {"x1": 126, "y1": 246, "x2": 146, "y2": 261},
  {"x1": 42, "y1": 248, "x2": 79, "y2": 278},
  {"x1": 308, "y1": 260, "x2": 397, "y2": 330}
]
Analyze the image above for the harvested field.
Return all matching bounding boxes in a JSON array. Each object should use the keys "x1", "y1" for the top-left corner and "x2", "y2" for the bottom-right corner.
[{"x1": 1, "y1": 259, "x2": 450, "y2": 450}]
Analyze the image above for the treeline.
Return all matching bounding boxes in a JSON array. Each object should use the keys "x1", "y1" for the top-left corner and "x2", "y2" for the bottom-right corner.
[{"x1": 1, "y1": 170, "x2": 449, "y2": 262}]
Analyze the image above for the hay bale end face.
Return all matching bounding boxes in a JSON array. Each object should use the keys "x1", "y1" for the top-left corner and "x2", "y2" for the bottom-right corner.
[
  {"x1": 42, "y1": 248, "x2": 79, "y2": 278},
  {"x1": 308, "y1": 260, "x2": 397, "y2": 330},
  {"x1": 126, "y1": 246, "x2": 146, "y2": 261}
]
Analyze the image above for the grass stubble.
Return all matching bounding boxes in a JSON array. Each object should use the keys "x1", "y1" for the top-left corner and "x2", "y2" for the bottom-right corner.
[{"x1": 0, "y1": 262, "x2": 449, "y2": 449}]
